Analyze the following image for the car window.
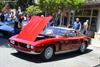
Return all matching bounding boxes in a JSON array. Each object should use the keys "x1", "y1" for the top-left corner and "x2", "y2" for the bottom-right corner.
[
  {"x1": 53, "y1": 28, "x2": 67, "y2": 36},
  {"x1": 77, "y1": 31, "x2": 84, "y2": 36},
  {"x1": 67, "y1": 30, "x2": 77, "y2": 37},
  {"x1": 43, "y1": 27, "x2": 68, "y2": 36}
]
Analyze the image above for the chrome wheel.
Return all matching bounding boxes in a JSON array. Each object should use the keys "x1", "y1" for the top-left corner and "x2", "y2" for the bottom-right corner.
[
  {"x1": 44, "y1": 46, "x2": 53, "y2": 60},
  {"x1": 41, "y1": 46, "x2": 54, "y2": 61},
  {"x1": 80, "y1": 43, "x2": 86, "y2": 53}
]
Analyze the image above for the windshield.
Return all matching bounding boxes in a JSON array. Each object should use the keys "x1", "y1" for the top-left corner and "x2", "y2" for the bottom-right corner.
[{"x1": 43, "y1": 27, "x2": 68, "y2": 36}]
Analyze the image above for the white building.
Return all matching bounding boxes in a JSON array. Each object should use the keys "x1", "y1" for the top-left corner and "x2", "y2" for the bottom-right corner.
[{"x1": 83, "y1": 0, "x2": 100, "y2": 39}]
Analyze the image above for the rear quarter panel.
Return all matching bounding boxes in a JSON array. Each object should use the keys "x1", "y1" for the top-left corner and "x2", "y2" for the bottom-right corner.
[{"x1": 77, "y1": 36, "x2": 91, "y2": 46}]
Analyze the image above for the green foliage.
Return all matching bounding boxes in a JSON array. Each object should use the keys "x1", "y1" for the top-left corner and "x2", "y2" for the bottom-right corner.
[
  {"x1": 39, "y1": 0, "x2": 62, "y2": 16},
  {"x1": 0, "y1": 3, "x2": 5, "y2": 12},
  {"x1": 26, "y1": 5, "x2": 41, "y2": 15},
  {"x1": 66, "y1": 0, "x2": 85, "y2": 10},
  {"x1": 17, "y1": 0, "x2": 34, "y2": 11},
  {"x1": 38, "y1": 0, "x2": 85, "y2": 16}
]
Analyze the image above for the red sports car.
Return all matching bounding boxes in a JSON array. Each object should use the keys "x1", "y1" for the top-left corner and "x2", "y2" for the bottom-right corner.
[{"x1": 9, "y1": 16, "x2": 91, "y2": 61}]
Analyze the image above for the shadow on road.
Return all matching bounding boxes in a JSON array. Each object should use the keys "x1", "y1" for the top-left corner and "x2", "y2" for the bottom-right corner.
[
  {"x1": 11, "y1": 49, "x2": 93, "y2": 63},
  {"x1": 93, "y1": 64, "x2": 100, "y2": 67},
  {"x1": 0, "y1": 36, "x2": 9, "y2": 48}
]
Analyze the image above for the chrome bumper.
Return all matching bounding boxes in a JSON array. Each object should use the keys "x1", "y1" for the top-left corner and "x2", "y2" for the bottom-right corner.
[
  {"x1": 8, "y1": 44, "x2": 41, "y2": 55},
  {"x1": 17, "y1": 49, "x2": 40, "y2": 55}
]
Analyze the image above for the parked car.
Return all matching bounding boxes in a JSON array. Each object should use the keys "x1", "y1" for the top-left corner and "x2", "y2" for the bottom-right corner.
[
  {"x1": 9, "y1": 16, "x2": 91, "y2": 61},
  {"x1": 0, "y1": 22, "x2": 14, "y2": 37},
  {"x1": 0, "y1": 20, "x2": 28, "y2": 38}
]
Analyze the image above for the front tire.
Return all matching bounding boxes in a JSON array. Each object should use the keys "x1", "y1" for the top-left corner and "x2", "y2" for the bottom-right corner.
[{"x1": 41, "y1": 46, "x2": 54, "y2": 61}]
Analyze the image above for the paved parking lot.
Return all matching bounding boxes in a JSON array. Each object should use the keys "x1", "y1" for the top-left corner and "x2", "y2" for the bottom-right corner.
[{"x1": 0, "y1": 37, "x2": 100, "y2": 67}]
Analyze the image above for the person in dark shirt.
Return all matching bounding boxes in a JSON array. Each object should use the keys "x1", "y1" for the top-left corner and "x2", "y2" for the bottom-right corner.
[
  {"x1": 14, "y1": 16, "x2": 22, "y2": 35},
  {"x1": 47, "y1": 19, "x2": 53, "y2": 27},
  {"x1": 14, "y1": 21, "x2": 21, "y2": 34},
  {"x1": 1, "y1": 13, "x2": 5, "y2": 22}
]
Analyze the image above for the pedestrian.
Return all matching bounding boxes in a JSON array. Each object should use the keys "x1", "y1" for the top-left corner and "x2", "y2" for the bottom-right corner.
[
  {"x1": 83, "y1": 19, "x2": 89, "y2": 35},
  {"x1": 47, "y1": 19, "x2": 53, "y2": 27},
  {"x1": 0, "y1": 12, "x2": 5, "y2": 22},
  {"x1": 72, "y1": 18, "x2": 81, "y2": 32},
  {"x1": 19, "y1": 15, "x2": 24, "y2": 23},
  {"x1": 27, "y1": 15, "x2": 31, "y2": 21},
  {"x1": 19, "y1": 15, "x2": 24, "y2": 27},
  {"x1": 11, "y1": 11, "x2": 15, "y2": 23},
  {"x1": 14, "y1": 15, "x2": 22, "y2": 35}
]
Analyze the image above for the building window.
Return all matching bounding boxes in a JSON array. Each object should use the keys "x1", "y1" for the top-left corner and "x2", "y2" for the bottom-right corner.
[{"x1": 93, "y1": 9, "x2": 98, "y2": 16}]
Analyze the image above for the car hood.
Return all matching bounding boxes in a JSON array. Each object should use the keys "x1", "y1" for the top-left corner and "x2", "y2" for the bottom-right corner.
[{"x1": 15, "y1": 16, "x2": 52, "y2": 42}]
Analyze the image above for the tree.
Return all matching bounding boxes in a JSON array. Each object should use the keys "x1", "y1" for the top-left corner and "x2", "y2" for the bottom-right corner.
[
  {"x1": 38, "y1": 0, "x2": 85, "y2": 26},
  {"x1": 0, "y1": 3, "x2": 5, "y2": 12},
  {"x1": 26, "y1": 5, "x2": 41, "y2": 15},
  {"x1": 0, "y1": 0, "x2": 17, "y2": 12},
  {"x1": 66, "y1": 0, "x2": 85, "y2": 25},
  {"x1": 17, "y1": 0, "x2": 35, "y2": 11},
  {"x1": 39, "y1": 0, "x2": 63, "y2": 16},
  {"x1": 38, "y1": 0, "x2": 67, "y2": 26},
  {"x1": 0, "y1": 0, "x2": 10, "y2": 12},
  {"x1": 66, "y1": 0, "x2": 85, "y2": 10}
]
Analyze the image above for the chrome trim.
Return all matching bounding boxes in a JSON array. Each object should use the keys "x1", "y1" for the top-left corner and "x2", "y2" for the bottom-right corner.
[
  {"x1": 17, "y1": 49, "x2": 40, "y2": 55},
  {"x1": 10, "y1": 40, "x2": 15, "y2": 44},
  {"x1": 9, "y1": 44, "x2": 40, "y2": 55},
  {"x1": 55, "y1": 49, "x2": 78, "y2": 55}
]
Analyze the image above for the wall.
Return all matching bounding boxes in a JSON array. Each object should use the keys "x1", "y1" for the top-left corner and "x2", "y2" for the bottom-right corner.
[{"x1": 97, "y1": 9, "x2": 100, "y2": 33}]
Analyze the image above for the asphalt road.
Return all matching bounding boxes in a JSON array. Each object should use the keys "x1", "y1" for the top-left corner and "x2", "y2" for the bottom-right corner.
[{"x1": 0, "y1": 37, "x2": 100, "y2": 67}]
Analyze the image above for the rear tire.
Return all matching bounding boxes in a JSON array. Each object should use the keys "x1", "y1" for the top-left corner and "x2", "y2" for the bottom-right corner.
[
  {"x1": 78, "y1": 42, "x2": 87, "y2": 53},
  {"x1": 41, "y1": 46, "x2": 54, "y2": 61}
]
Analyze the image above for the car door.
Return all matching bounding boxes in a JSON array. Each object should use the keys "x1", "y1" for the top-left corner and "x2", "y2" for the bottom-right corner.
[
  {"x1": 59, "y1": 38, "x2": 71, "y2": 51},
  {"x1": 56, "y1": 30, "x2": 71, "y2": 51},
  {"x1": 67, "y1": 30, "x2": 80, "y2": 50}
]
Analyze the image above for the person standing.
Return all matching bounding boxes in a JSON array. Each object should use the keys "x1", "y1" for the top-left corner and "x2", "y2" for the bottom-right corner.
[
  {"x1": 11, "y1": 11, "x2": 15, "y2": 23},
  {"x1": 0, "y1": 12, "x2": 5, "y2": 22},
  {"x1": 83, "y1": 20, "x2": 89, "y2": 35},
  {"x1": 14, "y1": 16, "x2": 21, "y2": 34},
  {"x1": 14, "y1": 14, "x2": 24, "y2": 35},
  {"x1": 47, "y1": 19, "x2": 53, "y2": 27},
  {"x1": 72, "y1": 18, "x2": 81, "y2": 32}
]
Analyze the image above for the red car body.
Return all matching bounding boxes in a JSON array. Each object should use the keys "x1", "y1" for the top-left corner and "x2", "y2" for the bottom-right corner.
[{"x1": 9, "y1": 16, "x2": 91, "y2": 61}]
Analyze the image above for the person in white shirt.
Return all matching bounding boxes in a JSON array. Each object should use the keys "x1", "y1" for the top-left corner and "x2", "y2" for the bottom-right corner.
[{"x1": 83, "y1": 19, "x2": 89, "y2": 35}]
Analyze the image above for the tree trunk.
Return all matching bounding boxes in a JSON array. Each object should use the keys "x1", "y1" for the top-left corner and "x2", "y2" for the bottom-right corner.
[
  {"x1": 54, "y1": 13, "x2": 58, "y2": 26},
  {"x1": 59, "y1": 12, "x2": 62, "y2": 26},
  {"x1": 67, "y1": 11, "x2": 71, "y2": 27},
  {"x1": 72, "y1": 10, "x2": 75, "y2": 25}
]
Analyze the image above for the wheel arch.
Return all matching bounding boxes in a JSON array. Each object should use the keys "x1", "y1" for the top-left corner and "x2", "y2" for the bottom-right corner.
[{"x1": 83, "y1": 41, "x2": 88, "y2": 47}]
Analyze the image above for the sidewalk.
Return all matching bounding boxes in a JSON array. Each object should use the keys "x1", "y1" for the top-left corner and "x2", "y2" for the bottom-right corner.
[{"x1": 91, "y1": 39, "x2": 100, "y2": 47}]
